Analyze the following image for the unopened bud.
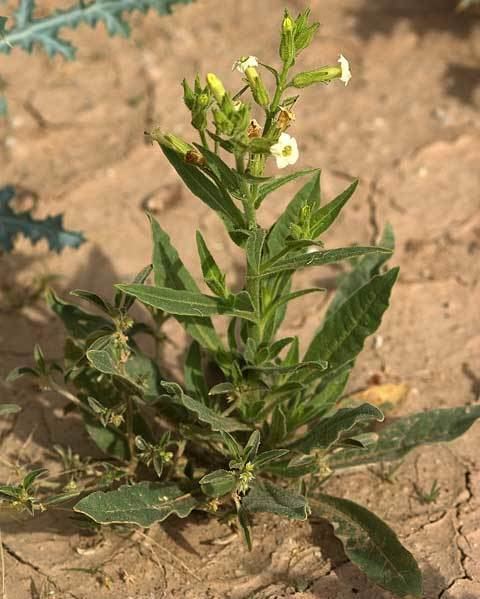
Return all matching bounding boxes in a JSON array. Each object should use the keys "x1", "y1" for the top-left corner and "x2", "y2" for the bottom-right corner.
[
  {"x1": 182, "y1": 79, "x2": 195, "y2": 110},
  {"x1": 206, "y1": 72, "x2": 226, "y2": 103},
  {"x1": 291, "y1": 66, "x2": 342, "y2": 88},
  {"x1": 245, "y1": 67, "x2": 270, "y2": 108},
  {"x1": 280, "y1": 10, "x2": 296, "y2": 66},
  {"x1": 162, "y1": 133, "x2": 195, "y2": 156}
]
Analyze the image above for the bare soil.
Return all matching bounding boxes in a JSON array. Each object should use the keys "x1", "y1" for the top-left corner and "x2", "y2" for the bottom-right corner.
[{"x1": 1, "y1": 1, "x2": 479, "y2": 597}]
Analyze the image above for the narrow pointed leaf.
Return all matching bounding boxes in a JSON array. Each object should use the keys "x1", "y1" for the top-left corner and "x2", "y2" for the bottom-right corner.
[
  {"x1": 74, "y1": 482, "x2": 197, "y2": 527},
  {"x1": 310, "y1": 494, "x2": 422, "y2": 597},
  {"x1": 259, "y1": 247, "x2": 391, "y2": 279},
  {"x1": 330, "y1": 405, "x2": 480, "y2": 469},
  {"x1": 255, "y1": 168, "x2": 317, "y2": 208},
  {"x1": 292, "y1": 404, "x2": 384, "y2": 453},
  {"x1": 305, "y1": 268, "x2": 399, "y2": 366},
  {"x1": 267, "y1": 172, "x2": 321, "y2": 255}
]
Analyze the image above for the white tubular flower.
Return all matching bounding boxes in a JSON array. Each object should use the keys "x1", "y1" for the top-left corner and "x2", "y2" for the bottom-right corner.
[
  {"x1": 338, "y1": 54, "x2": 351, "y2": 86},
  {"x1": 233, "y1": 55, "x2": 259, "y2": 73},
  {"x1": 270, "y1": 132, "x2": 299, "y2": 169}
]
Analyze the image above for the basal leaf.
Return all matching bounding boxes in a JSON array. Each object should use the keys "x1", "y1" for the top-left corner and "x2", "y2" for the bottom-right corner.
[
  {"x1": 0, "y1": 185, "x2": 85, "y2": 253},
  {"x1": 292, "y1": 403, "x2": 384, "y2": 453},
  {"x1": 330, "y1": 405, "x2": 480, "y2": 469},
  {"x1": 305, "y1": 268, "x2": 399, "y2": 367},
  {"x1": 310, "y1": 494, "x2": 422, "y2": 597},
  {"x1": 74, "y1": 482, "x2": 197, "y2": 527},
  {"x1": 149, "y1": 214, "x2": 221, "y2": 351},
  {"x1": 243, "y1": 480, "x2": 309, "y2": 520}
]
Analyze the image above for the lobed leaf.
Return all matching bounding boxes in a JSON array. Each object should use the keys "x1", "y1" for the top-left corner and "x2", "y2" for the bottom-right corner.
[
  {"x1": 74, "y1": 481, "x2": 197, "y2": 527},
  {"x1": 0, "y1": 185, "x2": 85, "y2": 253},
  {"x1": 310, "y1": 494, "x2": 422, "y2": 597}
]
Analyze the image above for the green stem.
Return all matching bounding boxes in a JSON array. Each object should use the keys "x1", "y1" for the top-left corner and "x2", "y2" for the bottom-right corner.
[{"x1": 199, "y1": 129, "x2": 209, "y2": 149}]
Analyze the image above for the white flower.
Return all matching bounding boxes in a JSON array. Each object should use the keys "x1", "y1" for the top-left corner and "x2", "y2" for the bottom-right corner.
[
  {"x1": 233, "y1": 55, "x2": 259, "y2": 73},
  {"x1": 338, "y1": 54, "x2": 351, "y2": 86},
  {"x1": 270, "y1": 132, "x2": 299, "y2": 169}
]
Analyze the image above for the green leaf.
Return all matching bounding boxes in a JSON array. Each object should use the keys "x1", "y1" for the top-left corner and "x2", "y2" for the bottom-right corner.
[
  {"x1": 195, "y1": 230, "x2": 227, "y2": 297},
  {"x1": 0, "y1": 185, "x2": 85, "y2": 253},
  {"x1": 116, "y1": 284, "x2": 257, "y2": 322},
  {"x1": 149, "y1": 214, "x2": 221, "y2": 352},
  {"x1": 46, "y1": 288, "x2": 112, "y2": 340},
  {"x1": 184, "y1": 340, "x2": 208, "y2": 402},
  {"x1": 265, "y1": 454, "x2": 319, "y2": 478},
  {"x1": 253, "y1": 449, "x2": 289, "y2": 470},
  {"x1": 298, "y1": 368, "x2": 351, "y2": 425},
  {"x1": 310, "y1": 179, "x2": 358, "y2": 238},
  {"x1": 0, "y1": 403, "x2": 21, "y2": 416},
  {"x1": 305, "y1": 268, "x2": 399, "y2": 367},
  {"x1": 243, "y1": 480, "x2": 309, "y2": 520},
  {"x1": 243, "y1": 360, "x2": 327, "y2": 376},
  {"x1": 194, "y1": 144, "x2": 241, "y2": 196},
  {"x1": 292, "y1": 404, "x2": 384, "y2": 453},
  {"x1": 161, "y1": 146, "x2": 244, "y2": 233},
  {"x1": 267, "y1": 172, "x2": 320, "y2": 255},
  {"x1": 86, "y1": 335, "x2": 161, "y2": 401},
  {"x1": 83, "y1": 414, "x2": 128, "y2": 460},
  {"x1": 330, "y1": 405, "x2": 480, "y2": 469},
  {"x1": 199, "y1": 470, "x2": 236, "y2": 497},
  {"x1": 258, "y1": 247, "x2": 391, "y2": 279},
  {"x1": 114, "y1": 264, "x2": 153, "y2": 310},
  {"x1": 263, "y1": 287, "x2": 324, "y2": 321},
  {"x1": 326, "y1": 223, "x2": 395, "y2": 318},
  {"x1": 255, "y1": 168, "x2": 317, "y2": 208},
  {"x1": 310, "y1": 494, "x2": 422, "y2": 597},
  {"x1": 74, "y1": 482, "x2": 197, "y2": 527},
  {"x1": 70, "y1": 289, "x2": 118, "y2": 317},
  {"x1": 246, "y1": 228, "x2": 267, "y2": 311},
  {"x1": 161, "y1": 382, "x2": 249, "y2": 432},
  {"x1": 1, "y1": 1, "x2": 195, "y2": 59}
]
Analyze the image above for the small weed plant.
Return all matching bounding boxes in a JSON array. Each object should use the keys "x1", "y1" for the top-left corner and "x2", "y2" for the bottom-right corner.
[{"x1": 6, "y1": 9, "x2": 480, "y2": 598}]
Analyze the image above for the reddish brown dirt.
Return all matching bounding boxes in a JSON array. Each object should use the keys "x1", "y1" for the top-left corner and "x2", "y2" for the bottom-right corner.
[{"x1": 0, "y1": 1, "x2": 479, "y2": 598}]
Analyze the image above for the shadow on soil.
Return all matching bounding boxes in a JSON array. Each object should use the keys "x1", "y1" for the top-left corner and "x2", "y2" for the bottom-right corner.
[
  {"x1": 349, "y1": 0, "x2": 480, "y2": 39},
  {"x1": 444, "y1": 63, "x2": 480, "y2": 105}
]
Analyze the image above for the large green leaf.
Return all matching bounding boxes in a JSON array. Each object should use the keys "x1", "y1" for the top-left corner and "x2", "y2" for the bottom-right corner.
[
  {"x1": 149, "y1": 214, "x2": 221, "y2": 351},
  {"x1": 267, "y1": 172, "x2": 320, "y2": 255},
  {"x1": 305, "y1": 268, "x2": 399, "y2": 366},
  {"x1": 330, "y1": 405, "x2": 480, "y2": 469},
  {"x1": 161, "y1": 146, "x2": 244, "y2": 232},
  {"x1": 74, "y1": 482, "x2": 197, "y2": 527},
  {"x1": 310, "y1": 494, "x2": 422, "y2": 597},
  {"x1": 116, "y1": 284, "x2": 257, "y2": 322},
  {"x1": 292, "y1": 404, "x2": 384, "y2": 453},
  {"x1": 243, "y1": 480, "x2": 309, "y2": 520},
  {"x1": 326, "y1": 223, "x2": 395, "y2": 318},
  {"x1": 259, "y1": 247, "x2": 391, "y2": 279}
]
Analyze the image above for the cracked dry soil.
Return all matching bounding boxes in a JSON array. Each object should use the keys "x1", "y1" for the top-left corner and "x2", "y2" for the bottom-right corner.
[{"x1": 1, "y1": 0, "x2": 480, "y2": 597}]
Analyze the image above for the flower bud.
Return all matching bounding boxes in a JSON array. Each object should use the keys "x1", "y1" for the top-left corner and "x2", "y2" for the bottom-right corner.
[
  {"x1": 279, "y1": 10, "x2": 296, "y2": 66},
  {"x1": 206, "y1": 72, "x2": 226, "y2": 104},
  {"x1": 291, "y1": 66, "x2": 342, "y2": 88},
  {"x1": 182, "y1": 79, "x2": 195, "y2": 110},
  {"x1": 245, "y1": 67, "x2": 270, "y2": 108},
  {"x1": 156, "y1": 132, "x2": 194, "y2": 156}
]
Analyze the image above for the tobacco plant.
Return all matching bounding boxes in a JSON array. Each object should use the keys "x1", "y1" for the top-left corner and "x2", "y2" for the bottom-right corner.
[{"x1": 9, "y1": 9, "x2": 480, "y2": 598}]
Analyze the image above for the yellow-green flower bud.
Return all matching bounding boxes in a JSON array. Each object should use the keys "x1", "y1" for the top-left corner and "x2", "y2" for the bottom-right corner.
[
  {"x1": 280, "y1": 10, "x2": 296, "y2": 66},
  {"x1": 162, "y1": 133, "x2": 194, "y2": 156},
  {"x1": 182, "y1": 79, "x2": 195, "y2": 110},
  {"x1": 245, "y1": 66, "x2": 270, "y2": 108},
  {"x1": 206, "y1": 72, "x2": 226, "y2": 104},
  {"x1": 291, "y1": 66, "x2": 342, "y2": 88}
]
